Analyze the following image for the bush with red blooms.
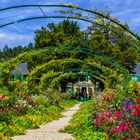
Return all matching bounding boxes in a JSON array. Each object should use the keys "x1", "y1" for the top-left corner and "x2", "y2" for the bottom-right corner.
[
  {"x1": 92, "y1": 81, "x2": 140, "y2": 140},
  {"x1": 0, "y1": 92, "x2": 35, "y2": 123}
]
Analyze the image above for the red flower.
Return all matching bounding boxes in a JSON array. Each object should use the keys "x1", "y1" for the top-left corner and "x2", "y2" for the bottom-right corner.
[
  {"x1": 106, "y1": 97, "x2": 112, "y2": 102},
  {"x1": 115, "y1": 109, "x2": 122, "y2": 118},
  {"x1": 4, "y1": 106, "x2": 10, "y2": 111},
  {"x1": 0, "y1": 94, "x2": 3, "y2": 100},
  {"x1": 102, "y1": 94, "x2": 107, "y2": 99},
  {"x1": 136, "y1": 97, "x2": 140, "y2": 104},
  {"x1": 131, "y1": 130, "x2": 137, "y2": 135},
  {"x1": 132, "y1": 108, "x2": 139, "y2": 116},
  {"x1": 111, "y1": 128, "x2": 118, "y2": 133}
]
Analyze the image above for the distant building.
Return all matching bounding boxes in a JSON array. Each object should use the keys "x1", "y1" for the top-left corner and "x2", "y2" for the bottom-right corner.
[
  {"x1": 66, "y1": 74, "x2": 102, "y2": 99},
  {"x1": 131, "y1": 63, "x2": 140, "y2": 82},
  {"x1": 12, "y1": 63, "x2": 29, "y2": 82},
  {"x1": 12, "y1": 63, "x2": 103, "y2": 94}
]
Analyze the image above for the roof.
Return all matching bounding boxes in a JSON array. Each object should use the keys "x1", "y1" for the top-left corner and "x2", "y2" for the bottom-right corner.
[
  {"x1": 12, "y1": 63, "x2": 29, "y2": 74},
  {"x1": 134, "y1": 63, "x2": 140, "y2": 74}
]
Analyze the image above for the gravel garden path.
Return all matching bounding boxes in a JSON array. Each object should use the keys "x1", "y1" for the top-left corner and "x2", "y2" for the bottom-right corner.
[{"x1": 12, "y1": 103, "x2": 82, "y2": 140}]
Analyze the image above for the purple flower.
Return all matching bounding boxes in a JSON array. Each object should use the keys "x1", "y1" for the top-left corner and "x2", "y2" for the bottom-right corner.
[
  {"x1": 122, "y1": 98, "x2": 133, "y2": 113},
  {"x1": 125, "y1": 98, "x2": 132, "y2": 107}
]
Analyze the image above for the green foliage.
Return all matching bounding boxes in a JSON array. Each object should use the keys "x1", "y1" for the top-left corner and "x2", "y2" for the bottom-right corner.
[
  {"x1": 63, "y1": 100, "x2": 107, "y2": 139},
  {"x1": 49, "y1": 72, "x2": 77, "y2": 90},
  {"x1": 0, "y1": 43, "x2": 34, "y2": 62},
  {"x1": 0, "y1": 99, "x2": 78, "y2": 139},
  {"x1": 12, "y1": 117, "x2": 38, "y2": 129},
  {"x1": 59, "y1": 100, "x2": 79, "y2": 109},
  {"x1": 35, "y1": 20, "x2": 84, "y2": 48},
  {"x1": 87, "y1": 19, "x2": 140, "y2": 72},
  {"x1": 32, "y1": 95, "x2": 51, "y2": 107}
]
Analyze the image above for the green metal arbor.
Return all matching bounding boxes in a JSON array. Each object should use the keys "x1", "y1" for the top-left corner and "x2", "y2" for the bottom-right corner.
[{"x1": 0, "y1": 4, "x2": 140, "y2": 92}]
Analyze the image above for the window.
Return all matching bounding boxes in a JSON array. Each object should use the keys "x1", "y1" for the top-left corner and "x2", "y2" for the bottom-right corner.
[
  {"x1": 132, "y1": 76, "x2": 137, "y2": 81},
  {"x1": 80, "y1": 75, "x2": 88, "y2": 82},
  {"x1": 67, "y1": 86, "x2": 73, "y2": 93}
]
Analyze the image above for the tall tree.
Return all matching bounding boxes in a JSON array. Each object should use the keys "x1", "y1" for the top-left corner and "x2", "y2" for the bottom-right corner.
[
  {"x1": 86, "y1": 20, "x2": 140, "y2": 72},
  {"x1": 34, "y1": 20, "x2": 85, "y2": 48}
]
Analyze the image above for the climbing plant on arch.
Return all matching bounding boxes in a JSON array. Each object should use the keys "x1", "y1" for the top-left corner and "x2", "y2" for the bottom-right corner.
[
  {"x1": 0, "y1": 46, "x2": 130, "y2": 92},
  {"x1": 0, "y1": 4, "x2": 137, "y2": 91},
  {"x1": 28, "y1": 58, "x2": 115, "y2": 91},
  {"x1": 39, "y1": 69, "x2": 105, "y2": 91},
  {"x1": 36, "y1": 66, "x2": 123, "y2": 93}
]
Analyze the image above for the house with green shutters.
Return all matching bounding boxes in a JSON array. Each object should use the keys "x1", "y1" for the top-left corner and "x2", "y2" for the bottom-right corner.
[
  {"x1": 66, "y1": 75, "x2": 98, "y2": 98},
  {"x1": 11, "y1": 63, "x2": 103, "y2": 95},
  {"x1": 131, "y1": 63, "x2": 140, "y2": 82},
  {"x1": 12, "y1": 63, "x2": 29, "y2": 82}
]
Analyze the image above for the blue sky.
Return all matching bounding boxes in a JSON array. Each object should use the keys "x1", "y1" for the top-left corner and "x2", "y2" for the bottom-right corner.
[{"x1": 0, "y1": 0, "x2": 140, "y2": 49}]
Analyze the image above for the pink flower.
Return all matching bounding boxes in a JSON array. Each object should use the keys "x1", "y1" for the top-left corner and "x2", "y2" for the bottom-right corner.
[
  {"x1": 115, "y1": 109, "x2": 122, "y2": 118},
  {"x1": 105, "y1": 130, "x2": 110, "y2": 134},
  {"x1": 94, "y1": 116, "x2": 104, "y2": 126}
]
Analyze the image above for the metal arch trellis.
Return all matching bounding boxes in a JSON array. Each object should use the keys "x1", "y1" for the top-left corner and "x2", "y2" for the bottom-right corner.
[
  {"x1": 36, "y1": 46, "x2": 129, "y2": 72},
  {"x1": 25, "y1": 46, "x2": 132, "y2": 90},
  {"x1": 28, "y1": 59, "x2": 109, "y2": 89},
  {"x1": 4, "y1": 45, "x2": 127, "y2": 72},
  {"x1": 0, "y1": 4, "x2": 139, "y2": 51},
  {"x1": 38, "y1": 67, "x2": 115, "y2": 90},
  {"x1": 0, "y1": 5, "x2": 133, "y2": 86},
  {"x1": 0, "y1": 4, "x2": 140, "y2": 41},
  {"x1": 43, "y1": 68, "x2": 106, "y2": 83},
  {"x1": 29, "y1": 58, "x2": 103, "y2": 78},
  {"x1": 0, "y1": 15, "x2": 140, "y2": 53},
  {"x1": 0, "y1": 45, "x2": 130, "y2": 85},
  {"x1": 0, "y1": 46, "x2": 129, "y2": 79},
  {"x1": 0, "y1": 46, "x2": 130, "y2": 92}
]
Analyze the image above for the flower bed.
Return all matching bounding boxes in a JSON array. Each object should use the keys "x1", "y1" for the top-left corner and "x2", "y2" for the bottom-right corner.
[
  {"x1": 62, "y1": 100, "x2": 107, "y2": 139},
  {"x1": 0, "y1": 85, "x2": 78, "y2": 140},
  {"x1": 63, "y1": 81, "x2": 140, "y2": 140},
  {"x1": 92, "y1": 82, "x2": 140, "y2": 140}
]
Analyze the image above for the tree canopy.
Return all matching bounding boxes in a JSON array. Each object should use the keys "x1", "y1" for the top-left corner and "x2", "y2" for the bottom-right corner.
[{"x1": 34, "y1": 19, "x2": 140, "y2": 73}]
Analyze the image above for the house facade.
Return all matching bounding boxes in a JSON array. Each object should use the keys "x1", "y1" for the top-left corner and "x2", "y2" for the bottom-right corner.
[
  {"x1": 131, "y1": 63, "x2": 140, "y2": 82},
  {"x1": 12, "y1": 63, "x2": 29, "y2": 82},
  {"x1": 66, "y1": 75, "x2": 99, "y2": 98}
]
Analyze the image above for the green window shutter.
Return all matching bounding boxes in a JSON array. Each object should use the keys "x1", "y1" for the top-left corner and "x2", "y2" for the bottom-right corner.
[
  {"x1": 86, "y1": 75, "x2": 89, "y2": 82},
  {"x1": 13, "y1": 74, "x2": 17, "y2": 81},
  {"x1": 137, "y1": 76, "x2": 140, "y2": 82},
  {"x1": 20, "y1": 74, "x2": 24, "y2": 82},
  {"x1": 67, "y1": 86, "x2": 73, "y2": 93},
  {"x1": 80, "y1": 75, "x2": 88, "y2": 82}
]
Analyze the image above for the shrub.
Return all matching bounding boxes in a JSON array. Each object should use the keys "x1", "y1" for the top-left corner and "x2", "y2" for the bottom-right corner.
[
  {"x1": 60, "y1": 92, "x2": 72, "y2": 100},
  {"x1": 32, "y1": 95, "x2": 51, "y2": 107}
]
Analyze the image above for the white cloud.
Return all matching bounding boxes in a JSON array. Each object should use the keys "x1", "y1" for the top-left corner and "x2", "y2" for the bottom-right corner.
[
  {"x1": 0, "y1": 33, "x2": 5, "y2": 38},
  {"x1": 113, "y1": 8, "x2": 140, "y2": 16},
  {"x1": 0, "y1": 32, "x2": 32, "y2": 40},
  {"x1": 0, "y1": 31, "x2": 34, "y2": 48}
]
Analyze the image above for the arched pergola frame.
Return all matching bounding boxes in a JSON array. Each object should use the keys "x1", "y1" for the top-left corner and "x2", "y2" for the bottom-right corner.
[
  {"x1": 0, "y1": 46, "x2": 130, "y2": 90},
  {"x1": 0, "y1": 4, "x2": 140, "y2": 53}
]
